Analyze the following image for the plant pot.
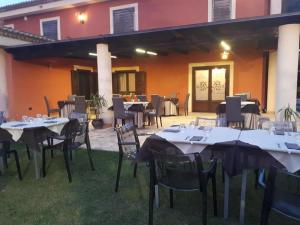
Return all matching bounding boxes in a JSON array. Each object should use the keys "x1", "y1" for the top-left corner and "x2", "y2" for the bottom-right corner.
[{"x1": 92, "y1": 118, "x2": 104, "y2": 129}]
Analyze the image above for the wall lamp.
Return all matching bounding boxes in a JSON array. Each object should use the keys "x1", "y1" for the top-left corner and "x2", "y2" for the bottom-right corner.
[
  {"x1": 77, "y1": 12, "x2": 87, "y2": 24},
  {"x1": 220, "y1": 41, "x2": 231, "y2": 51}
]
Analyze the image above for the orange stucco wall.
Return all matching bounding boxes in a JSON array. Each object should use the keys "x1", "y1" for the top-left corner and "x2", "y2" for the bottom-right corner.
[
  {"x1": 113, "y1": 48, "x2": 264, "y2": 108},
  {"x1": 4, "y1": 0, "x2": 269, "y2": 39},
  {"x1": 6, "y1": 47, "x2": 264, "y2": 119},
  {"x1": 6, "y1": 57, "x2": 72, "y2": 119}
]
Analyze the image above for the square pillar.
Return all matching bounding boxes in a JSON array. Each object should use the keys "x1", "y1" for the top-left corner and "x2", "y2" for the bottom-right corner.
[
  {"x1": 0, "y1": 49, "x2": 8, "y2": 113},
  {"x1": 97, "y1": 43, "x2": 113, "y2": 124},
  {"x1": 275, "y1": 24, "x2": 300, "y2": 113}
]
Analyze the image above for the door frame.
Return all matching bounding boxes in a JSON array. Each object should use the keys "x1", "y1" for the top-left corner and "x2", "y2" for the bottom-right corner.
[{"x1": 188, "y1": 61, "x2": 234, "y2": 112}]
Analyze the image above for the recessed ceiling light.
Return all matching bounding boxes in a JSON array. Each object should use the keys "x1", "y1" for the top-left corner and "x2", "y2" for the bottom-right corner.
[
  {"x1": 146, "y1": 51, "x2": 157, "y2": 56},
  {"x1": 135, "y1": 48, "x2": 146, "y2": 54}
]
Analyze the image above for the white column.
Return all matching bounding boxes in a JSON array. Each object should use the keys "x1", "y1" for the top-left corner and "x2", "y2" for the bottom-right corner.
[
  {"x1": 97, "y1": 43, "x2": 113, "y2": 123},
  {"x1": 0, "y1": 49, "x2": 8, "y2": 113},
  {"x1": 275, "y1": 24, "x2": 300, "y2": 113},
  {"x1": 267, "y1": 51, "x2": 277, "y2": 113}
]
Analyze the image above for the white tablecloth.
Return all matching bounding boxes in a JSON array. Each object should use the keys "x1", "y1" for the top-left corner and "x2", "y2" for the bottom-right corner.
[
  {"x1": 220, "y1": 101, "x2": 255, "y2": 107},
  {"x1": 164, "y1": 100, "x2": 178, "y2": 116},
  {"x1": 157, "y1": 127, "x2": 300, "y2": 172},
  {"x1": 0, "y1": 117, "x2": 69, "y2": 141},
  {"x1": 61, "y1": 104, "x2": 75, "y2": 118},
  {"x1": 123, "y1": 102, "x2": 149, "y2": 128}
]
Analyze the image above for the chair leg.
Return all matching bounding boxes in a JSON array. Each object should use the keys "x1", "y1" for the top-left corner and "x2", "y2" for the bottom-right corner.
[
  {"x1": 156, "y1": 116, "x2": 158, "y2": 129},
  {"x1": 202, "y1": 185, "x2": 208, "y2": 225},
  {"x1": 160, "y1": 116, "x2": 162, "y2": 127},
  {"x1": 169, "y1": 189, "x2": 174, "y2": 209},
  {"x1": 10, "y1": 150, "x2": 22, "y2": 180},
  {"x1": 62, "y1": 147, "x2": 72, "y2": 183},
  {"x1": 149, "y1": 174, "x2": 155, "y2": 225},
  {"x1": 133, "y1": 163, "x2": 138, "y2": 178},
  {"x1": 254, "y1": 169, "x2": 259, "y2": 189},
  {"x1": 69, "y1": 150, "x2": 73, "y2": 161},
  {"x1": 122, "y1": 119, "x2": 125, "y2": 126},
  {"x1": 86, "y1": 137, "x2": 95, "y2": 171},
  {"x1": 26, "y1": 145, "x2": 31, "y2": 160},
  {"x1": 115, "y1": 153, "x2": 123, "y2": 192},
  {"x1": 51, "y1": 150, "x2": 54, "y2": 159},
  {"x1": 42, "y1": 147, "x2": 46, "y2": 177},
  {"x1": 148, "y1": 116, "x2": 151, "y2": 126},
  {"x1": 212, "y1": 175, "x2": 218, "y2": 216}
]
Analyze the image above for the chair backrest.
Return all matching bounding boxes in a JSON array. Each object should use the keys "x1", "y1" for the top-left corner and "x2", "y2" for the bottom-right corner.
[
  {"x1": 155, "y1": 96, "x2": 165, "y2": 116},
  {"x1": 68, "y1": 95, "x2": 76, "y2": 101},
  {"x1": 74, "y1": 96, "x2": 87, "y2": 113},
  {"x1": 0, "y1": 111, "x2": 5, "y2": 125},
  {"x1": 264, "y1": 166, "x2": 300, "y2": 220},
  {"x1": 113, "y1": 94, "x2": 121, "y2": 98},
  {"x1": 234, "y1": 93, "x2": 248, "y2": 101},
  {"x1": 115, "y1": 124, "x2": 140, "y2": 160},
  {"x1": 44, "y1": 96, "x2": 51, "y2": 112},
  {"x1": 226, "y1": 96, "x2": 242, "y2": 122},
  {"x1": 0, "y1": 127, "x2": 13, "y2": 143},
  {"x1": 21, "y1": 126, "x2": 50, "y2": 151},
  {"x1": 272, "y1": 121, "x2": 294, "y2": 132},
  {"x1": 184, "y1": 93, "x2": 190, "y2": 109},
  {"x1": 170, "y1": 92, "x2": 177, "y2": 98},
  {"x1": 69, "y1": 112, "x2": 88, "y2": 122},
  {"x1": 136, "y1": 95, "x2": 147, "y2": 102},
  {"x1": 112, "y1": 97, "x2": 126, "y2": 119},
  {"x1": 149, "y1": 144, "x2": 211, "y2": 190}
]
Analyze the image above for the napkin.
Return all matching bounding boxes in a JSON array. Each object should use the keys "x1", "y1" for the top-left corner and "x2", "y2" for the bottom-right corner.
[
  {"x1": 285, "y1": 142, "x2": 300, "y2": 150},
  {"x1": 163, "y1": 129, "x2": 180, "y2": 133},
  {"x1": 189, "y1": 136, "x2": 203, "y2": 141}
]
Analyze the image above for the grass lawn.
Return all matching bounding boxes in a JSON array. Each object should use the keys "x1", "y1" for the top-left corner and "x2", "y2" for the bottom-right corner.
[{"x1": 0, "y1": 146, "x2": 298, "y2": 225}]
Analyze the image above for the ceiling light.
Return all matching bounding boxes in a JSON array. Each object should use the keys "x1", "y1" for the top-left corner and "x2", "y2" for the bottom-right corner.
[
  {"x1": 220, "y1": 41, "x2": 231, "y2": 51},
  {"x1": 136, "y1": 48, "x2": 146, "y2": 54},
  {"x1": 89, "y1": 52, "x2": 117, "y2": 58},
  {"x1": 146, "y1": 51, "x2": 157, "y2": 56}
]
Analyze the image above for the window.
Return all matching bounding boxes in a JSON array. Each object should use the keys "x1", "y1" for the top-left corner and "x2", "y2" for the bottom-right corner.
[
  {"x1": 110, "y1": 3, "x2": 138, "y2": 34},
  {"x1": 208, "y1": 0, "x2": 236, "y2": 22},
  {"x1": 282, "y1": 0, "x2": 300, "y2": 13},
  {"x1": 4, "y1": 24, "x2": 14, "y2": 29},
  {"x1": 112, "y1": 71, "x2": 146, "y2": 95},
  {"x1": 40, "y1": 17, "x2": 61, "y2": 40}
]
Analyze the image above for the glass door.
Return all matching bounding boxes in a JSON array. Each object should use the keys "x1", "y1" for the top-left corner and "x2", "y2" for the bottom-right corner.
[{"x1": 192, "y1": 65, "x2": 229, "y2": 112}]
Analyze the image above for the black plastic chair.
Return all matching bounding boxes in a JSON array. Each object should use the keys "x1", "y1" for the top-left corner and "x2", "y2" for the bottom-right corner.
[
  {"x1": 260, "y1": 167, "x2": 300, "y2": 225},
  {"x1": 112, "y1": 97, "x2": 135, "y2": 127},
  {"x1": 225, "y1": 96, "x2": 244, "y2": 128},
  {"x1": 148, "y1": 143, "x2": 218, "y2": 225},
  {"x1": 183, "y1": 93, "x2": 190, "y2": 116},
  {"x1": 0, "y1": 128, "x2": 22, "y2": 180},
  {"x1": 115, "y1": 124, "x2": 140, "y2": 192},
  {"x1": 145, "y1": 96, "x2": 164, "y2": 128},
  {"x1": 74, "y1": 96, "x2": 87, "y2": 114},
  {"x1": 44, "y1": 96, "x2": 61, "y2": 117},
  {"x1": 43, "y1": 118, "x2": 95, "y2": 182}
]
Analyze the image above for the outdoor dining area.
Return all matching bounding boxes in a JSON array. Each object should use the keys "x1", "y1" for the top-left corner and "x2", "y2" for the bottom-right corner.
[{"x1": 0, "y1": 93, "x2": 299, "y2": 225}]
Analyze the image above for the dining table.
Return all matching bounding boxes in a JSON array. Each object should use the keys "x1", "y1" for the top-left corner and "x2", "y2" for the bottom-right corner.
[
  {"x1": 0, "y1": 117, "x2": 69, "y2": 179},
  {"x1": 141, "y1": 125, "x2": 300, "y2": 225}
]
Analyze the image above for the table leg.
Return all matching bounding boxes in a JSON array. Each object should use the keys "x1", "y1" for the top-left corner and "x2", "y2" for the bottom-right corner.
[
  {"x1": 33, "y1": 151, "x2": 41, "y2": 179},
  {"x1": 155, "y1": 184, "x2": 160, "y2": 208},
  {"x1": 239, "y1": 170, "x2": 248, "y2": 225},
  {"x1": 224, "y1": 172, "x2": 230, "y2": 219}
]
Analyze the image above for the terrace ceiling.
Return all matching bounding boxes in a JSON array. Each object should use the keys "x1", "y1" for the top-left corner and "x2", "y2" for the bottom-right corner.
[{"x1": 5, "y1": 12, "x2": 300, "y2": 61}]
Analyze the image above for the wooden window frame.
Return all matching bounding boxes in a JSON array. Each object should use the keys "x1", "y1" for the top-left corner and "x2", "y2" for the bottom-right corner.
[
  {"x1": 40, "y1": 16, "x2": 61, "y2": 40},
  {"x1": 109, "y1": 3, "x2": 138, "y2": 34},
  {"x1": 208, "y1": 0, "x2": 236, "y2": 22}
]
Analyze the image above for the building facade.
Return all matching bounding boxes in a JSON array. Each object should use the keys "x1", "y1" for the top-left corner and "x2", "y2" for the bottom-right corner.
[{"x1": 0, "y1": 0, "x2": 299, "y2": 121}]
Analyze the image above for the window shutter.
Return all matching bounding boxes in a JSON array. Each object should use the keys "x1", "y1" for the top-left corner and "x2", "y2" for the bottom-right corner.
[
  {"x1": 135, "y1": 72, "x2": 146, "y2": 95},
  {"x1": 42, "y1": 20, "x2": 58, "y2": 40},
  {"x1": 113, "y1": 7, "x2": 135, "y2": 34},
  {"x1": 112, "y1": 72, "x2": 119, "y2": 94},
  {"x1": 213, "y1": 0, "x2": 232, "y2": 21}
]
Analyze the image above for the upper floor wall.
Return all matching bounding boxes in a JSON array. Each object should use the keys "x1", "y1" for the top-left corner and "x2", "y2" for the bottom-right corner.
[{"x1": 2, "y1": 0, "x2": 270, "y2": 40}]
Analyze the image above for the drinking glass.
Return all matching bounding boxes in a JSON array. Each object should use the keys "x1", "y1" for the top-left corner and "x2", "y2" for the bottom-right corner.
[
  {"x1": 189, "y1": 121, "x2": 195, "y2": 129},
  {"x1": 180, "y1": 123, "x2": 186, "y2": 129},
  {"x1": 22, "y1": 115, "x2": 28, "y2": 122}
]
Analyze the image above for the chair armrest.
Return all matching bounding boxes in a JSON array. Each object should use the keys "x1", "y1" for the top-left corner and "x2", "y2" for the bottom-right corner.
[{"x1": 202, "y1": 158, "x2": 218, "y2": 175}]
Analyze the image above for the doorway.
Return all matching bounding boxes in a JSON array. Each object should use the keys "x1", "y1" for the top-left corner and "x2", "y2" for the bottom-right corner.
[{"x1": 192, "y1": 65, "x2": 230, "y2": 112}]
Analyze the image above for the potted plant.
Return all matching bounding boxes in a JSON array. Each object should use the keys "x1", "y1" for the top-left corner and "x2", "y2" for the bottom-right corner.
[
  {"x1": 91, "y1": 94, "x2": 107, "y2": 129},
  {"x1": 277, "y1": 104, "x2": 299, "y2": 131}
]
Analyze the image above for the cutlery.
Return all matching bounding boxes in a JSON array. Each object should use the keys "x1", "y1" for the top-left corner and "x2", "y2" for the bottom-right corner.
[
  {"x1": 277, "y1": 143, "x2": 281, "y2": 149},
  {"x1": 185, "y1": 136, "x2": 190, "y2": 140}
]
